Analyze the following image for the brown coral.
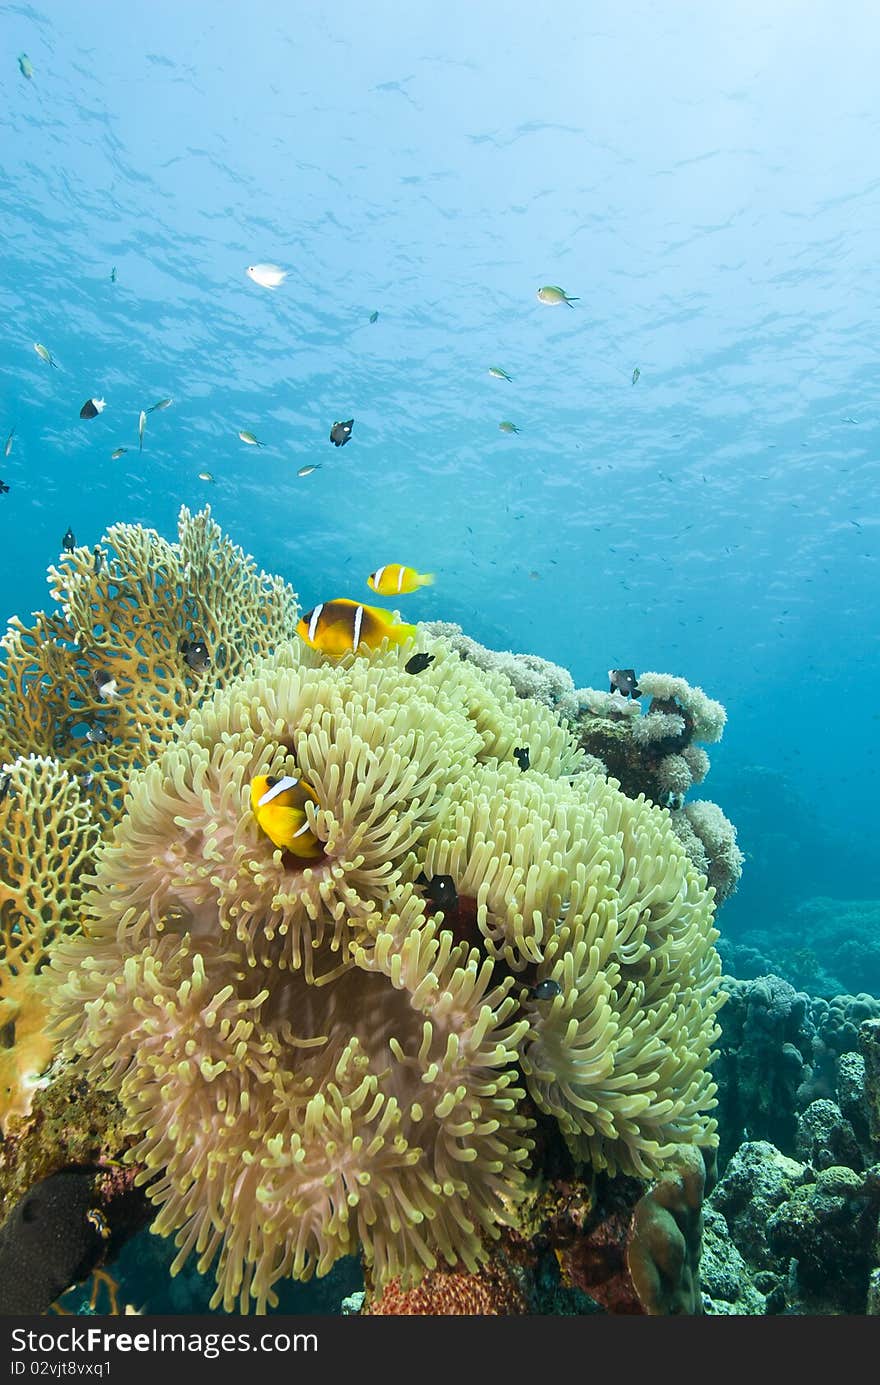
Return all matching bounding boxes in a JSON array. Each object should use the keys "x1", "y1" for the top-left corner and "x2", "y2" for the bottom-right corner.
[{"x1": 365, "y1": 1258, "x2": 527, "y2": 1314}]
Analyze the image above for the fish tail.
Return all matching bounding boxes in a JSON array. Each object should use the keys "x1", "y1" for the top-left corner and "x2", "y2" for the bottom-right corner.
[
  {"x1": 565, "y1": 298, "x2": 579, "y2": 307},
  {"x1": 418, "y1": 573, "x2": 436, "y2": 587}
]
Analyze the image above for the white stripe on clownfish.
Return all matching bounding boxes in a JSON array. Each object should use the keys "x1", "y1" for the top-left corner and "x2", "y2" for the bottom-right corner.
[
  {"x1": 397, "y1": 566, "x2": 405, "y2": 593},
  {"x1": 258, "y1": 775, "x2": 300, "y2": 807},
  {"x1": 372, "y1": 566, "x2": 385, "y2": 592},
  {"x1": 352, "y1": 603, "x2": 364, "y2": 650},
  {"x1": 308, "y1": 604, "x2": 323, "y2": 643}
]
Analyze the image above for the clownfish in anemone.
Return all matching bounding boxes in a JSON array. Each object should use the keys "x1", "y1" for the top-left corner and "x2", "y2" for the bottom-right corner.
[
  {"x1": 249, "y1": 774, "x2": 323, "y2": 858},
  {"x1": 367, "y1": 563, "x2": 435, "y2": 597},
  {"x1": 296, "y1": 598, "x2": 416, "y2": 657}
]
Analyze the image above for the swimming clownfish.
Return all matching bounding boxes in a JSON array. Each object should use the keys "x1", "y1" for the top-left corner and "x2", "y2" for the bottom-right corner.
[
  {"x1": 367, "y1": 564, "x2": 435, "y2": 597},
  {"x1": 249, "y1": 774, "x2": 323, "y2": 858},
  {"x1": 296, "y1": 599, "x2": 416, "y2": 658}
]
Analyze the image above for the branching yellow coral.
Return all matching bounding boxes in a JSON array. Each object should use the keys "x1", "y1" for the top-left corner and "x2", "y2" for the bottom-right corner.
[
  {"x1": 0, "y1": 755, "x2": 100, "y2": 1132},
  {"x1": 0, "y1": 507, "x2": 299, "y2": 829}
]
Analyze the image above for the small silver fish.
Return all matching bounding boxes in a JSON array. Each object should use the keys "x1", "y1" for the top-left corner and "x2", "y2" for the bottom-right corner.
[
  {"x1": 85, "y1": 723, "x2": 110, "y2": 745},
  {"x1": 488, "y1": 366, "x2": 513, "y2": 381},
  {"x1": 148, "y1": 397, "x2": 173, "y2": 413},
  {"x1": 239, "y1": 429, "x2": 264, "y2": 447},
  {"x1": 632, "y1": 367, "x2": 641, "y2": 386},
  {"x1": 34, "y1": 342, "x2": 58, "y2": 368},
  {"x1": 138, "y1": 411, "x2": 146, "y2": 451},
  {"x1": 4, "y1": 430, "x2": 13, "y2": 458},
  {"x1": 536, "y1": 285, "x2": 578, "y2": 307},
  {"x1": 498, "y1": 421, "x2": 520, "y2": 434},
  {"x1": 18, "y1": 54, "x2": 33, "y2": 80},
  {"x1": 110, "y1": 447, "x2": 128, "y2": 460},
  {"x1": 297, "y1": 464, "x2": 320, "y2": 477},
  {"x1": 198, "y1": 470, "x2": 215, "y2": 483}
]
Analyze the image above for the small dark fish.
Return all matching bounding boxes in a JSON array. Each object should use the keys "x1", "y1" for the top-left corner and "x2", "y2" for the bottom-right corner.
[
  {"x1": 609, "y1": 667, "x2": 641, "y2": 698},
  {"x1": 0, "y1": 772, "x2": 12, "y2": 803},
  {"x1": 513, "y1": 746, "x2": 530, "y2": 771},
  {"x1": 179, "y1": 637, "x2": 211, "y2": 672},
  {"x1": 85, "y1": 723, "x2": 110, "y2": 745},
  {"x1": 665, "y1": 791, "x2": 684, "y2": 811},
  {"x1": 92, "y1": 545, "x2": 104, "y2": 574},
  {"x1": 416, "y1": 870, "x2": 458, "y2": 910},
  {"x1": 405, "y1": 652, "x2": 435, "y2": 675},
  {"x1": 79, "y1": 397, "x2": 106, "y2": 420},
  {"x1": 79, "y1": 771, "x2": 95, "y2": 791},
  {"x1": 0, "y1": 480, "x2": 9, "y2": 495},
  {"x1": 329, "y1": 419, "x2": 354, "y2": 447},
  {"x1": 110, "y1": 267, "x2": 117, "y2": 283},
  {"x1": 62, "y1": 527, "x2": 76, "y2": 553},
  {"x1": 369, "y1": 311, "x2": 379, "y2": 324},
  {"x1": 528, "y1": 978, "x2": 562, "y2": 1001}
]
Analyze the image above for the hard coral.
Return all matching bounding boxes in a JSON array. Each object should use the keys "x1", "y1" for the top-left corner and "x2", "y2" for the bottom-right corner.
[
  {"x1": 0, "y1": 507, "x2": 298, "y2": 830},
  {"x1": 0, "y1": 755, "x2": 100, "y2": 1132}
]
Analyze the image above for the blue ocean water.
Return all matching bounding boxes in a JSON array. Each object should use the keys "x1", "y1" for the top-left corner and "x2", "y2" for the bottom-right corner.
[{"x1": 0, "y1": 0, "x2": 876, "y2": 928}]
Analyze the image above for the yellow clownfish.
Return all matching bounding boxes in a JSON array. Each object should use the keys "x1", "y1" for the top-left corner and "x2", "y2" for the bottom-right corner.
[
  {"x1": 296, "y1": 598, "x2": 416, "y2": 657},
  {"x1": 249, "y1": 774, "x2": 323, "y2": 858},
  {"x1": 366, "y1": 564, "x2": 435, "y2": 597}
]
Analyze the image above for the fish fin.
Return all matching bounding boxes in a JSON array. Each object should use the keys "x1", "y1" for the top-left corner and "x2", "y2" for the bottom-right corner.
[{"x1": 418, "y1": 573, "x2": 436, "y2": 587}]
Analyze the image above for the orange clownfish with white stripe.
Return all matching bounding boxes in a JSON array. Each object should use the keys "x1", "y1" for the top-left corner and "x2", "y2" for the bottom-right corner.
[
  {"x1": 249, "y1": 774, "x2": 323, "y2": 858},
  {"x1": 366, "y1": 563, "x2": 435, "y2": 597},
  {"x1": 296, "y1": 598, "x2": 416, "y2": 657}
]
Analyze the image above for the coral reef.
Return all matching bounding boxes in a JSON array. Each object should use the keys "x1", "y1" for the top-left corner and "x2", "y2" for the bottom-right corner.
[
  {"x1": 364, "y1": 1257, "x2": 528, "y2": 1314},
  {"x1": 0, "y1": 507, "x2": 299, "y2": 830},
  {"x1": 423, "y1": 626, "x2": 742, "y2": 907},
  {"x1": 0, "y1": 513, "x2": 732, "y2": 1315},
  {"x1": 722, "y1": 897, "x2": 880, "y2": 999},
  {"x1": 421, "y1": 621, "x2": 581, "y2": 719},
  {"x1": 704, "y1": 1011, "x2": 880, "y2": 1314},
  {"x1": 48, "y1": 637, "x2": 723, "y2": 1311},
  {"x1": 0, "y1": 755, "x2": 100, "y2": 1132},
  {"x1": 714, "y1": 973, "x2": 880, "y2": 1164}
]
